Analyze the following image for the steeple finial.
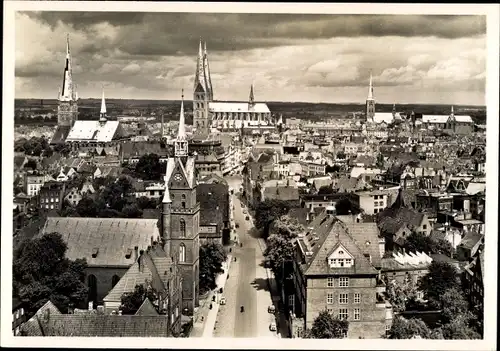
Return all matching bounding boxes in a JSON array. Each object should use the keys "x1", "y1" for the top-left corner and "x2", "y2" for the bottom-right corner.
[
  {"x1": 66, "y1": 33, "x2": 70, "y2": 57},
  {"x1": 178, "y1": 90, "x2": 186, "y2": 140},
  {"x1": 174, "y1": 90, "x2": 188, "y2": 157}
]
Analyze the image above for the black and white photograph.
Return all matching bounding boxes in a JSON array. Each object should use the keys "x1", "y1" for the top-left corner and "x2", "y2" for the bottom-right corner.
[{"x1": 2, "y1": 2, "x2": 498, "y2": 350}]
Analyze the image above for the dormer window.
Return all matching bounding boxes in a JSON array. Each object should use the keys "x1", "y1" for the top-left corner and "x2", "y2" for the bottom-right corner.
[{"x1": 328, "y1": 244, "x2": 354, "y2": 268}]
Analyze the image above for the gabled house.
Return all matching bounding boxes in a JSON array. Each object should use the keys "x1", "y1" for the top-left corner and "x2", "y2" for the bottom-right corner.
[
  {"x1": 463, "y1": 250, "x2": 484, "y2": 315},
  {"x1": 456, "y1": 232, "x2": 484, "y2": 261},
  {"x1": 377, "y1": 189, "x2": 431, "y2": 251},
  {"x1": 289, "y1": 209, "x2": 388, "y2": 339}
]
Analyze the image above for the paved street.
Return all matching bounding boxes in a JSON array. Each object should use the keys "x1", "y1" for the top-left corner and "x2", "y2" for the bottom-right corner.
[{"x1": 214, "y1": 175, "x2": 278, "y2": 338}]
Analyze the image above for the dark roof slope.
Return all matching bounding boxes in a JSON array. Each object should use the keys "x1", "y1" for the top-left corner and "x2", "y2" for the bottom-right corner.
[{"x1": 196, "y1": 183, "x2": 229, "y2": 226}]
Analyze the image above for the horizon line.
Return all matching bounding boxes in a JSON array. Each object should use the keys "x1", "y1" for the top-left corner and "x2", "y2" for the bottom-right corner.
[{"x1": 14, "y1": 97, "x2": 486, "y2": 108}]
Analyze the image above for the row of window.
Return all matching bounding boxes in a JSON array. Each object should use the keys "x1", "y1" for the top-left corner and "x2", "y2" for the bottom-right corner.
[
  {"x1": 373, "y1": 200, "x2": 384, "y2": 207},
  {"x1": 328, "y1": 258, "x2": 353, "y2": 268},
  {"x1": 40, "y1": 198, "x2": 59, "y2": 203},
  {"x1": 326, "y1": 292, "x2": 361, "y2": 304},
  {"x1": 373, "y1": 195, "x2": 384, "y2": 200},
  {"x1": 326, "y1": 308, "x2": 361, "y2": 321},
  {"x1": 327, "y1": 277, "x2": 349, "y2": 287}
]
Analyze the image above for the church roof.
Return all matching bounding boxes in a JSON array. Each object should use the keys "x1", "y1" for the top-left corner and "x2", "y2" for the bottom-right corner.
[
  {"x1": 50, "y1": 126, "x2": 72, "y2": 144},
  {"x1": 373, "y1": 112, "x2": 395, "y2": 124},
  {"x1": 104, "y1": 245, "x2": 175, "y2": 303},
  {"x1": 66, "y1": 120, "x2": 121, "y2": 143},
  {"x1": 40, "y1": 217, "x2": 161, "y2": 267},
  {"x1": 209, "y1": 101, "x2": 270, "y2": 114}
]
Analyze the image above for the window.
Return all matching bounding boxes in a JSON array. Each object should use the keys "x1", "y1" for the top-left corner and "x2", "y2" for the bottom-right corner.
[
  {"x1": 327, "y1": 308, "x2": 333, "y2": 314},
  {"x1": 288, "y1": 295, "x2": 294, "y2": 307},
  {"x1": 181, "y1": 194, "x2": 186, "y2": 199},
  {"x1": 179, "y1": 244, "x2": 186, "y2": 263},
  {"x1": 175, "y1": 306, "x2": 179, "y2": 317},
  {"x1": 171, "y1": 313, "x2": 174, "y2": 324},
  {"x1": 354, "y1": 293, "x2": 361, "y2": 304},
  {"x1": 181, "y1": 201, "x2": 186, "y2": 208},
  {"x1": 423, "y1": 224, "x2": 427, "y2": 230},
  {"x1": 180, "y1": 219, "x2": 186, "y2": 237},
  {"x1": 338, "y1": 259, "x2": 345, "y2": 267},
  {"x1": 345, "y1": 259, "x2": 352, "y2": 266},
  {"x1": 55, "y1": 198, "x2": 59, "y2": 202},
  {"x1": 338, "y1": 309, "x2": 348, "y2": 320},
  {"x1": 339, "y1": 277, "x2": 349, "y2": 287},
  {"x1": 339, "y1": 293, "x2": 348, "y2": 304},
  {"x1": 50, "y1": 198, "x2": 54, "y2": 203},
  {"x1": 327, "y1": 277, "x2": 334, "y2": 287},
  {"x1": 354, "y1": 308, "x2": 360, "y2": 320},
  {"x1": 50, "y1": 205, "x2": 54, "y2": 209},
  {"x1": 385, "y1": 324, "x2": 391, "y2": 335},
  {"x1": 326, "y1": 293, "x2": 334, "y2": 304}
]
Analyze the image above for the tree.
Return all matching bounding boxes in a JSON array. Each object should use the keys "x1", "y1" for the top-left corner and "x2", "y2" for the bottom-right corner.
[
  {"x1": 264, "y1": 215, "x2": 303, "y2": 280},
  {"x1": 199, "y1": 242, "x2": 227, "y2": 294},
  {"x1": 404, "y1": 232, "x2": 453, "y2": 257},
  {"x1": 134, "y1": 153, "x2": 166, "y2": 181},
  {"x1": 384, "y1": 276, "x2": 418, "y2": 313},
  {"x1": 24, "y1": 159, "x2": 37, "y2": 170},
  {"x1": 121, "y1": 203, "x2": 143, "y2": 218},
  {"x1": 310, "y1": 311, "x2": 349, "y2": 339},
  {"x1": 418, "y1": 261, "x2": 460, "y2": 309},
  {"x1": 254, "y1": 199, "x2": 291, "y2": 238},
  {"x1": 334, "y1": 197, "x2": 360, "y2": 215},
  {"x1": 76, "y1": 196, "x2": 101, "y2": 217},
  {"x1": 440, "y1": 287, "x2": 469, "y2": 323},
  {"x1": 336, "y1": 151, "x2": 346, "y2": 159},
  {"x1": 121, "y1": 284, "x2": 159, "y2": 315},
  {"x1": 388, "y1": 316, "x2": 431, "y2": 339},
  {"x1": 441, "y1": 313, "x2": 481, "y2": 339},
  {"x1": 13, "y1": 232, "x2": 88, "y2": 316}
]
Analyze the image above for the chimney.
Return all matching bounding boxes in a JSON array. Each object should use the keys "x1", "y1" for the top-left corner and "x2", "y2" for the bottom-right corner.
[
  {"x1": 134, "y1": 246, "x2": 139, "y2": 261},
  {"x1": 139, "y1": 250, "x2": 145, "y2": 272}
]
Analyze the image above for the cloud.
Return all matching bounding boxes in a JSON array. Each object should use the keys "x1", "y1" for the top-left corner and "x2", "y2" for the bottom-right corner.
[{"x1": 14, "y1": 12, "x2": 487, "y2": 105}]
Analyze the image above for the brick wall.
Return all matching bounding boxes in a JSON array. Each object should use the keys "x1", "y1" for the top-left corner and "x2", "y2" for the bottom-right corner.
[{"x1": 305, "y1": 275, "x2": 386, "y2": 339}]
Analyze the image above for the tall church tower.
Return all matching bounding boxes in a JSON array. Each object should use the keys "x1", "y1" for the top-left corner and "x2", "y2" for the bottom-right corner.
[
  {"x1": 193, "y1": 39, "x2": 213, "y2": 135},
  {"x1": 162, "y1": 95, "x2": 200, "y2": 313},
  {"x1": 366, "y1": 71, "x2": 375, "y2": 123},
  {"x1": 57, "y1": 34, "x2": 78, "y2": 127},
  {"x1": 99, "y1": 87, "x2": 107, "y2": 126},
  {"x1": 248, "y1": 84, "x2": 255, "y2": 109}
]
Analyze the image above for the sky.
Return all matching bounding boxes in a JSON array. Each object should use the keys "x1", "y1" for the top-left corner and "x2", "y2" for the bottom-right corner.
[{"x1": 15, "y1": 12, "x2": 487, "y2": 105}]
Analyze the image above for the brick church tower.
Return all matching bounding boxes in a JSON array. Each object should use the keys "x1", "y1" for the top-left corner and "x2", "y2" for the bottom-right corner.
[
  {"x1": 193, "y1": 39, "x2": 213, "y2": 135},
  {"x1": 162, "y1": 92, "x2": 200, "y2": 313}
]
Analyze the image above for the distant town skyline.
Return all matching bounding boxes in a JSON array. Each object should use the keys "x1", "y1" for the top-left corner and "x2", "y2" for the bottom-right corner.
[{"x1": 15, "y1": 12, "x2": 486, "y2": 105}]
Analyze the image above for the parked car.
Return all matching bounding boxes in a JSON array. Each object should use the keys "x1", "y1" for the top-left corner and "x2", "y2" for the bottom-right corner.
[
  {"x1": 220, "y1": 296, "x2": 226, "y2": 305},
  {"x1": 242, "y1": 209, "x2": 247, "y2": 214},
  {"x1": 268, "y1": 305, "x2": 276, "y2": 314},
  {"x1": 269, "y1": 322, "x2": 277, "y2": 331},
  {"x1": 235, "y1": 223, "x2": 240, "y2": 228},
  {"x1": 245, "y1": 215, "x2": 250, "y2": 220}
]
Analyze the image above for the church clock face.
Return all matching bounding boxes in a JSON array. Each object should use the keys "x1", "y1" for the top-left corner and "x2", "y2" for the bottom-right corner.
[{"x1": 174, "y1": 173, "x2": 183, "y2": 182}]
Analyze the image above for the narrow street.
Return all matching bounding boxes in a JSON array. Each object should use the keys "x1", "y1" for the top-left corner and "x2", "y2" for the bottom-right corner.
[{"x1": 213, "y1": 176, "x2": 278, "y2": 338}]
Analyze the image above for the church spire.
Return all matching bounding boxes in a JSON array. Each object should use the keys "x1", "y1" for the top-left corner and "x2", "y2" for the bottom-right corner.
[
  {"x1": 60, "y1": 34, "x2": 77, "y2": 102},
  {"x1": 194, "y1": 38, "x2": 206, "y2": 93},
  {"x1": 249, "y1": 84, "x2": 255, "y2": 106},
  {"x1": 175, "y1": 90, "x2": 188, "y2": 157},
  {"x1": 451, "y1": 105, "x2": 454, "y2": 116},
  {"x1": 99, "y1": 87, "x2": 107, "y2": 123},
  {"x1": 203, "y1": 41, "x2": 213, "y2": 100},
  {"x1": 368, "y1": 71, "x2": 374, "y2": 100}
]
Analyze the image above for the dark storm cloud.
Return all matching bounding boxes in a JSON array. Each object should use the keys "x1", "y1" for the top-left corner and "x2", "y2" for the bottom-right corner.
[{"x1": 24, "y1": 12, "x2": 486, "y2": 57}]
